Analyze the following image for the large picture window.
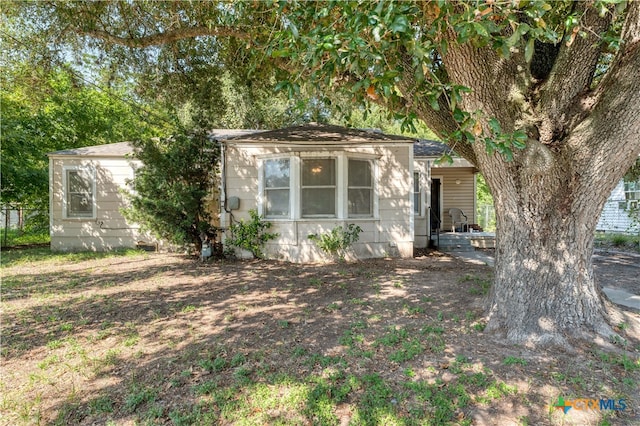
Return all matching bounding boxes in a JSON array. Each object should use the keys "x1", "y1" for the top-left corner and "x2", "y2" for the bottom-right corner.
[
  {"x1": 302, "y1": 158, "x2": 336, "y2": 217},
  {"x1": 264, "y1": 158, "x2": 290, "y2": 217},
  {"x1": 348, "y1": 159, "x2": 373, "y2": 217},
  {"x1": 65, "y1": 168, "x2": 95, "y2": 218}
]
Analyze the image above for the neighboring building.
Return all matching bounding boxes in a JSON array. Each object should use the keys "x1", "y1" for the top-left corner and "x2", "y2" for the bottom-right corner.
[
  {"x1": 48, "y1": 124, "x2": 478, "y2": 259},
  {"x1": 596, "y1": 179, "x2": 640, "y2": 234}
]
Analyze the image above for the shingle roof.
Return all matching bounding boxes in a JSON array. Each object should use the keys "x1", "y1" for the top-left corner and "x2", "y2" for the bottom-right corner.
[
  {"x1": 48, "y1": 126, "x2": 450, "y2": 157},
  {"x1": 47, "y1": 129, "x2": 260, "y2": 157},
  {"x1": 224, "y1": 122, "x2": 416, "y2": 144},
  {"x1": 413, "y1": 139, "x2": 449, "y2": 157},
  {"x1": 48, "y1": 142, "x2": 135, "y2": 157}
]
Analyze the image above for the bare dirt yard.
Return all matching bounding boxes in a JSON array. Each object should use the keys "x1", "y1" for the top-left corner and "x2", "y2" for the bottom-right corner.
[{"x1": 1, "y1": 249, "x2": 639, "y2": 426}]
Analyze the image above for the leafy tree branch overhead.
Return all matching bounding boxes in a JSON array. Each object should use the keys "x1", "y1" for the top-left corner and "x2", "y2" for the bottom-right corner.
[{"x1": 6, "y1": 0, "x2": 640, "y2": 346}]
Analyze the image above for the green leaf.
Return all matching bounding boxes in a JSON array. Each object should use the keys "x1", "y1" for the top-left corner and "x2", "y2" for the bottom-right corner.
[
  {"x1": 389, "y1": 15, "x2": 409, "y2": 33},
  {"x1": 488, "y1": 118, "x2": 501, "y2": 135},
  {"x1": 524, "y1": 38, "x2": 535, "y2": 63},
  {"x1": 473, "y1": 22, "x2": 490, "y2": 38}
]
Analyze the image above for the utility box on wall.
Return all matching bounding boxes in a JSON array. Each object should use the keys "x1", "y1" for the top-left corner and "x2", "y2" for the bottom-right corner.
[{"x1": 227, "y1": 196, "x2": 240, "y2": 211}]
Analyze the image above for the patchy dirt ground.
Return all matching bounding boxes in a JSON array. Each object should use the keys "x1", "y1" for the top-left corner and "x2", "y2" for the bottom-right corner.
[
  {"x1": 1, "y1": 250, "x2": 639, "y2": 425},
  {"x1": 593, "y1": 251, "x2": 640, "y2": 296}
]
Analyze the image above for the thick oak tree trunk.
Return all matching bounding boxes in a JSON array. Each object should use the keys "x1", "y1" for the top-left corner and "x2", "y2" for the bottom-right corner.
[{"x1": 485, "y1": 182, "x2": 614, "y2": 345}]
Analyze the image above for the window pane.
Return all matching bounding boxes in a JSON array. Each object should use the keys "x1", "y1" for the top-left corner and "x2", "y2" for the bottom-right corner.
[
  {"x1": 69, "y1": 194, "x2": 93, "y2": 215},
  {"x1": 68, "y1": 171, "x2": 91, "y2": 193},
  {"x1": 413, "y1": 172, "x2": 421, "y2": 214},
  {"x1": 348, "y1": 160, "x2": 371, "y2": 187},
  {"x1": 265, "y1": 158, "x2": 290, "y2": 188},
  {"x1": 302, "y1": 159, "x2": 335, "y2": 186},
  {"x1": 302, "y1": 188, "x2": 335, "y2": 216},
  {"x1": 348, "y1": 189, "x2": 372, "y2": 215},
  {"x1": 66, "y1": 170, "x2": 93, "y2": 217},
  {"x1": 265, "y1": 189, "x2": 289, "y2": 217}
]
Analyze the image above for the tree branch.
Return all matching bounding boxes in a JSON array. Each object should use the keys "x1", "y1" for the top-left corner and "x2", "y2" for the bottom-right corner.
[
  {"x1": 569, "y1": 32, "x2": 640, "y2": 201},
  {"x1": 536, "y1": 3, "x2": 612, "y2": 144},
  {"x1": 75, "y1": 26, "x2": 250, "y2": 48},
  {"x1": 620, "y1": 0, "x2": 640, "y2": 51},
  {"x1": 395, "y1": 52, "x2": 478, "y2": 165}
]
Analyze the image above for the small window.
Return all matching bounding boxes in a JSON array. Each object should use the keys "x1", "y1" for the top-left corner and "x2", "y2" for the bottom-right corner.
[
  {"x1": 348, "y1": 159, "x2": 373, "y2": 217},
  {"x1": 302, "y1": 158, "x2": 336, "y2": 217},
  {"x1": 65, "y1": 168, "x2": 95, "y2": 218},
  {"x1": 413, "y1": 172, "x2": 422, "y2": 216},
  {"x1": 264, "y1": 158, "x2": 290, "y2": 218},
  {"x1": 624, "y1": 180, "x2": 640, "y2": 201}
]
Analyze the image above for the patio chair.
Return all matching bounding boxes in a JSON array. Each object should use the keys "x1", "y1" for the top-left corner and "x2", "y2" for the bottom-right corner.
[{"x1": 448, "y1": 208, "x2": 468, "y2": 233}]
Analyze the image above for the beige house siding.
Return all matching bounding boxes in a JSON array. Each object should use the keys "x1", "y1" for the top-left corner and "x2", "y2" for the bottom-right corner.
[
  {"x1": 49, "y1": 155, "x2": 157, "y2": 251},
  {"x1": 432, "y1": 167, "x2": 476, "y2": 232},
  {"x1": 222, "y1": 143, "x2": 413, "y2": 262},
  {"x1": 413, "y1": 158, "x2": 477, "y2": 248}
]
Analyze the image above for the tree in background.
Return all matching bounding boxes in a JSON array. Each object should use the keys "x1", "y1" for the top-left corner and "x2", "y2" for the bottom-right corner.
[
  {"x1": 7, "y1": 1, "x2": 640, "y2": 345},
  {"x1": 122, "y1": 130, "x2": 218, "y2": 253},
  {"x1": 0, "y1": 65, "x2": 165, "y2": 228}
]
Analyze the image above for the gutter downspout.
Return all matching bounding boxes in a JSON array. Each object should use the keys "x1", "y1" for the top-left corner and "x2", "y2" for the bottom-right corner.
[{"x1": 220, "y1": 140, "x2": 228, "y2": 229}]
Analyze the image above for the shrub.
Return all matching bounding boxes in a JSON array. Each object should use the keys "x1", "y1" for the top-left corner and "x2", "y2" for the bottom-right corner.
[
  {"x1": 225, "y1": 210, "x2": 278, "y2": 258},
  {"x1": 308, "y1": 224, "x2": 363, "y2": 261}
]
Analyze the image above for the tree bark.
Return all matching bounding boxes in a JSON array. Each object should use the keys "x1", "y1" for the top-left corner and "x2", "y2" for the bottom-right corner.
[
  {"x1": 485, "y1": 168, "x2": 615, "y2": 345},
  {"x1": 426, "y1": 3, "x2": 640, "y2": 345}
]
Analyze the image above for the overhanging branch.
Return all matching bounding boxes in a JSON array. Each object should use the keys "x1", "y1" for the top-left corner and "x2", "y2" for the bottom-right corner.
[{"x1": 75, "y1": 26, "x2": 250, "y2": 48}]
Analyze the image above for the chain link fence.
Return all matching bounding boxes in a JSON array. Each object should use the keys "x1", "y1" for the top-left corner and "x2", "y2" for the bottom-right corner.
[
  {"x1": 1, "y1": 206, "x2": 49, "y2": 247},
  {"x1": 477, "y1": 204, "x2": 496, "y2": 232}
]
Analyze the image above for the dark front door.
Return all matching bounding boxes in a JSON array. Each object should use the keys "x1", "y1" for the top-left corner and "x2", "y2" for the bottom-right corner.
[{"x1": 430, "y1": 178, "x2": 441, "y2": 231}]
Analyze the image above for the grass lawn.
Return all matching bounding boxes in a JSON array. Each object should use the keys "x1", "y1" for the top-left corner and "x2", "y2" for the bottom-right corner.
[{"x1": 1, "y1": 249, "x2": 639, "y2": 425}]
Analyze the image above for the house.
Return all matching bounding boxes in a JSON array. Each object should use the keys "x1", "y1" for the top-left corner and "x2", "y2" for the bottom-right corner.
[
  {"x1": 48, "y1": 142, "x2": 156, "y2": 251},
  {"x1": 596, "y1": 179, "x2": 640, "y2": 234},
  {"x1": 48, "y1": 124, "x2": 478, "y2": 258},
  {"x1": 220, "y1": 123, "x2": 477, "y2": 262},
  {"x1": 47, "y1": 130, "x2": 255, "y2": 252}
]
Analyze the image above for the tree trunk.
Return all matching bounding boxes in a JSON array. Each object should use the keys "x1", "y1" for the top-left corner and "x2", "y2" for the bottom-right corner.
[{"x1": 482, "y1": 141, "x2": 624, "y2": 345}]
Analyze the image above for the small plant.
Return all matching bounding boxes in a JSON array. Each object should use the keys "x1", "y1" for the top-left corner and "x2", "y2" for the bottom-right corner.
[
  {"x1": 503, "y1": 356, "x2": 528, "y2": 366},
  {"x1": 226, "y1": 209, "x2": 278, "y2": 259},
  {"x1": 124, "y1": 385, "x2": 157, "y2": 412},
  {"x1": 308, "y1": 224, "x2": 363, "y2": 261}
]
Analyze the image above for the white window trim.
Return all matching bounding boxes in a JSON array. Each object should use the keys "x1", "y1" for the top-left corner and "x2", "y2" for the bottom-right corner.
[
  {"x1": 62, "y1": 166, "x2": 96, "y2": 220},
  {"x1": 347, "y1": 158, "x2": 375, "y2": 218},
  {"x1": 257, "y1": 152, "x2": 379, "y2": 221},
  {"x1": 259, "y1": 157, "x2": 293, "y2": 219},
  {"x1": 301, "y1": 156, "x2": 338, "y2": 218},
  {"x1": 413, "y1": 171, "x2": 425, "y2": 218}
]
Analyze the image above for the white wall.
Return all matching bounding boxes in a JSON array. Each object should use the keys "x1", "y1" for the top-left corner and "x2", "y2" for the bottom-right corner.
[
  {"x1": 222, "y1": 143, "x2": 413, "y2": 262},
  {"x1": 49, "y1": 156, "x2": 159, "y2": 251}
]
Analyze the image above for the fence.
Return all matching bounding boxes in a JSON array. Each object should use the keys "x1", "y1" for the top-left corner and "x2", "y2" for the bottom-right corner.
[
  {"x1": 476, "y1": 204, "x2": 496, "y2": 232},
  {"x1": 0, "y1": 206, "x2": 48, "y2": 247},
  {"x1": 475, "y1": 200, "x2": 640, "y2": 235}
]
